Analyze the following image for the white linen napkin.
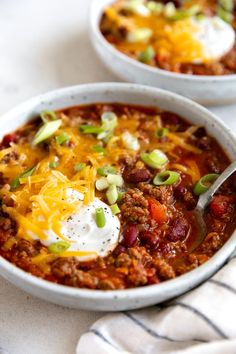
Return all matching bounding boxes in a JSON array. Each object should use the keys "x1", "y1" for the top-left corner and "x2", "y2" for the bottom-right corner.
[{"x1": 77, "y1": 252, "x2": 236, "y2": 354}]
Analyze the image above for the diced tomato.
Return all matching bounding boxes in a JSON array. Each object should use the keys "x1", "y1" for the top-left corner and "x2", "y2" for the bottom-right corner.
[
  {"x1": 210, "y1": 195, "x2": 235, "y2": 218},
  {"x1": 148, "y1": 198, "x2": 167, "y2": 224}
]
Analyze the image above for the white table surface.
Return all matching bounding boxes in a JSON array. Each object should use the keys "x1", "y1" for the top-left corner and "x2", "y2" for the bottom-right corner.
[{"x1": 1, "y1": 1, "x2": 236, "y2": 353}]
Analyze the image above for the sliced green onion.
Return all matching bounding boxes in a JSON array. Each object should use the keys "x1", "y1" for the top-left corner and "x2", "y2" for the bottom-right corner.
[
  {"x1": 97, "y1": 112, "x2": 118, "y2": 141},
  {"x1": 217, "y1": 6, "x2": 233, "y2": 22},
  {"x1": 110, "y1": 203, "x2": 121, "y2": 215},
  {"x1": 95, "y1": 208, "x2": 106, "y2": 228},
  {"x1": 92, "y1": 145, "x2": 106, "y2": 154},
  {"x1": 74, "y1": 162, "x2": 86, "y2": 172},
  {"x1": 95, "y1": 177, "x2": 109, "y2": 191},
  {"x1": 10, "y1": 165, "x2": 36, "y2": 190},
  {"x1": 56, "y1": 132, "x2": 70, "y2": 145},
  {"x1": 164, "y1": 2, "x2": 176, "y2": 18},
  {"x1": 153, "y1": 170, "x2": 180, "y2": 186},
  {"x1": 32, "y1": 119, "x2": 62, "y2": 145},
  {"x1": 40, "y1": 110, "x2": 57, "y2": 123},
  {"x1": 101, "y1": 112, "x2": 117, "y2": 130},
  {"x1": 48, "y1": 241, "x2": 70, "y2": 254},
  {"x1": 127, "y1": 28, "x2": 153, "y2": 43},
  {"x1": 219, "y1": 0, "x2": 234, "y2": 12},
  {"x1": 141, "y1": 149, "x2": 168, "y2": 169},
  {"x1": 217, "y1": 0, "x2": 233, "y2": 22},
  {"x1": 97, "y1": 165, "x2": 117, "y2": 176},
  {"x1": 168, "y1": 5, "x2": 201, "y2": 21},
  {"x1": 139, "y1": 46, "x2": 155, "y2": 63},
  {"x1": 121, "y1": 131, "x2": 140, "y2": 151},
  {"x1": 146, "y1": 1, "x2": 164, "y2": 14},
  {"x1": 117, "y1": 190, "x2": 124, "y2": 201},
  {"x1": 156, "y1": 127, "x2": 169, "y2": 139},
  {"x1": 49, "y1": 161, "x2": 59, "y2": 169},
  {"x1": 123, "y1": 0, "x2": 150, "y2": 16},
  {"x1": 79, "y1": 125, "x2": 103, "y2": 134},
  {"x1": 107, "y1": 174, "x2": 124, "y2": 187},
  {"x1": 193, "y1": 173, "x2": 219, "y2": 196},
  {"x1": 106, "y1": 184, "x2": 118, "y2": 205}
]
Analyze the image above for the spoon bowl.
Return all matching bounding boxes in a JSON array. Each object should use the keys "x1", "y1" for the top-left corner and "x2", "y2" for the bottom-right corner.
[{"x1": 190, "y1": 161, "x2": 236, "y2": 251}]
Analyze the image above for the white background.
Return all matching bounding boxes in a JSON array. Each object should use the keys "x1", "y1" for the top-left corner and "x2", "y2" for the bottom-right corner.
[{"x1": 1, "y1": 0, "x2": 236, "y2": 353}]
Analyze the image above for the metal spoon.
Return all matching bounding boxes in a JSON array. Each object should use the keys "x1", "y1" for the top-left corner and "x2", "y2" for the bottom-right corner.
[{"x1": 190, "y1": 161, "x2": 236, "y2": 251}]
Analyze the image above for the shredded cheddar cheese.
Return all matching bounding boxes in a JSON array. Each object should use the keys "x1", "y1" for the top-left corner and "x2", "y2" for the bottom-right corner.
[
  {"x1": 103, "y1": 0, "x2": 207, "y2": 64},
  {"x1": 0, "y1": 104, "x2": 204, "y2": 263}
]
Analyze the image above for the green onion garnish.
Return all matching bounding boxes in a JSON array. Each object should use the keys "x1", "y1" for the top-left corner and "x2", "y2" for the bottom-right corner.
[
  {"x1": 117, "y1": 190, "x2": 124, "y2": 201},
  {"x1": 97, "y1": 112, "x2": 118, "y2": 141},
  {"x1": 217, "y1": 0, "x2": 234, "y2": 22},
  {"x1": 97, "y1": 165, "x2": 117, "y2": 176},
  {"x1": 168, "y1": 5, "x2": 201, "y2": 21},
  {"x1": 153, "y1": 170, "x2": 180, "y2": 186},
  {"x1": 74, "y1": 162, "x2": 86, "y2": 172},
  {"x1": 147, "y1": 1, "x2": 164, "y2": 14},
  {"x1": 110, "y1": 203, "x2": 121, "y2": 215},
  {"x1": 48, "y1": 241, "x2": 70, "y2": 254},
  {"x1": 80, "y1": 125, "x2": 104, "y2": 134},
  {"x1": 127, "y1": 28, "x2": 153, "y2": 43},
  {"x1": 32, "y1": 119, "x2": 62, "y2": 145},
  {"x1": 123, "y1": 0, "x2": 150, "y2": 16},
  {"x1": 56, "y1": 132, "x2": 70, "y2": 145},
  {"x1": 106, "y1": 184, "x2": 118, "y2": 205},
  {"x1": 121, "y1": 131, "x2": 140, "y2": 151},
  {"x1": 156, "y1": 128, "x2": 169, "y2": 139},
  {"x1": 95, "y1": 208, "x2": 106, "y2": 228},
  {"x1": 92, "y1": 145, "x2": 106, "y2": 154},
  {"x1": 40, "y1": 110, "x2": 58, "y2": 123},
  {"x1": 56, "y1": 133, "x2": 70, "y2": 145},
  {"x1": 139, "y1": 46, "x2": 155, "y2": 63},
  {"x1": 141, "y1": 149, "x2": 168, "y2": 169},
  {"x1": 95, "y1": 177, "x2": 109, "y2": 191},
  {"x1": 193, "y1": 173, "x2": 219, "y2": 196},
  {"x1": 164, "y1": 2, "x2": 176, "y2": 17},
  {"x1": 10, "y1": 165, "x2": 36, "y2": 190},
  {"x1": 49, "y1": 161, "x2": 59, "y2": 169},
  {"x1": 107, "y1": 174, "x2": 124, "y2": 187}
]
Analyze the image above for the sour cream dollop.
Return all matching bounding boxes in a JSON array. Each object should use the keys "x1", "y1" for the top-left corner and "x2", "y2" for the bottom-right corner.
[
  {"x1": 29, "y1": 190, "x2": 120, "y2": 261},
  {"x1": 192, "y1": 16, "x2": 235, "y2": 63}
]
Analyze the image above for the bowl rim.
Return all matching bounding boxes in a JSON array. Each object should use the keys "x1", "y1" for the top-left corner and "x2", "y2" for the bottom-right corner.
[
  {"x1": 90, "y1": 0, "x2": 236, "y2": 83},
  {"x1": 0, "y1": 82, "x2": 236, "y2": 303}
]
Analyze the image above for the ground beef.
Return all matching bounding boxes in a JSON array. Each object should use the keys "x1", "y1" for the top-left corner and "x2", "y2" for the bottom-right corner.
[
  {"x1": 51, "y1": 257, "x2": 77, "y2": 278},
  {"x1": 197, "y1": 232, "x2": 223, "y2": 256},
  {"x1": 153, "y1": 258, "x2": 175, "y2": 280},
  {"x1": 121, "y1": 188, "x2": 149, "y2": 223},
  {"x1": 138, "y1": 183, "x2": 174, "y2": 205}
]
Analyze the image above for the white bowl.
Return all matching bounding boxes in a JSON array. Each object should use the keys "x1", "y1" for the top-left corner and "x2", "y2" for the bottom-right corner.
[
  {"x1": 0, "y1": 83, "x2": 236, "y2": 311},
  {"x1": 90, "y1": 0, "x2": 236, "y2": 106}
]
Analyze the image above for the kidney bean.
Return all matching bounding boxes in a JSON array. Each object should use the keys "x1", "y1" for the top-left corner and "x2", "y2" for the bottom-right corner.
[
  {"x1": 123, "y1": 168, "x2": 150, "y2": 183},
  {"x1": 160, "y1": 111, "x2": 180, "y2": 125},
  {"x1": 167, "y1": 217, "x2": 189, "y2": 242},
  {"x1": 1, "y1": 133, "x2": 18, "y2": 147},
  {"x1": 194, "y1": 127, "x2": 206, "y2": 138},
  {"x1": 122, "y1": 224, "x2": 139, "y2": 247},
  {"x1": 139, "y1": 230, "x2": 159, "y2": 248},
  {"x1": 174, "y1": 185, "x2": 187, "y2": 199}
]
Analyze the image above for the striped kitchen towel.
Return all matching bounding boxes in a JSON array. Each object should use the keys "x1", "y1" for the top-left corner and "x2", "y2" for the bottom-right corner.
[{"x1": 77, "y1": 253, "x2": 236, "y2": 354}]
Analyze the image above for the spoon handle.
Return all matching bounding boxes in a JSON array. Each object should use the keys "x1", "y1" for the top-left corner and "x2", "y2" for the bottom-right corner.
[{"x1": 196, "y1": 161, "x2": 236, "y2": 212}]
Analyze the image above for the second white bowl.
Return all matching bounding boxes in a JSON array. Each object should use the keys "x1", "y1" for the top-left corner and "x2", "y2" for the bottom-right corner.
[{"x1": 90, "y1": 0, "x2": 236, "y2": 106}]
